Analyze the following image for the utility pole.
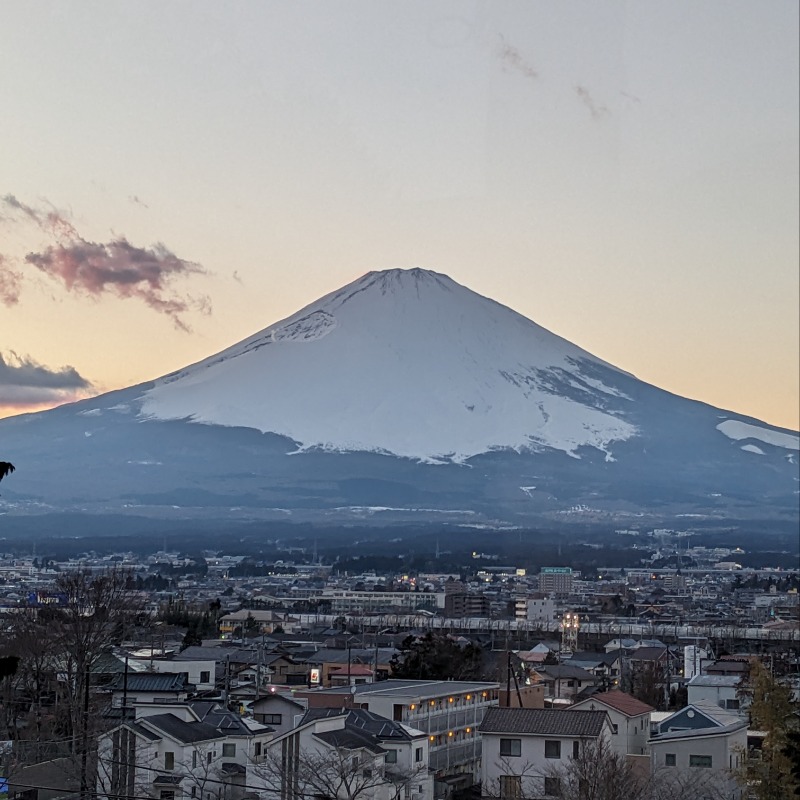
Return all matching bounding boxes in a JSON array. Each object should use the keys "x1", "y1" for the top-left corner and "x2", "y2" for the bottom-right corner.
[{"x1": 80, "y1": 667, "x2": 91, "y2": 800}]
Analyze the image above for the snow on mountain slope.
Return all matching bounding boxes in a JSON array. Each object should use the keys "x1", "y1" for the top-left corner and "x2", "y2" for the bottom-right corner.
[
  {"x1": 139, "y1": 268, "x2": 638, "y2": 462},
  {"x1": 716, "y1": 419, "x2": 799, "y2": 450}
]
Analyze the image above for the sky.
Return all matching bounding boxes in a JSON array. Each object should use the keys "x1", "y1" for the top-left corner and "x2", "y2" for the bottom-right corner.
[{"x1": 1, "y1": 1, "x2": 798, "y2": 430}]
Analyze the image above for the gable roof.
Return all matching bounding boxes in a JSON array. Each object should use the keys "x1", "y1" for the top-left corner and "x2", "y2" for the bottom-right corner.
[
  {"x1": 534, "y1": 665, "x2": 598, "y2": 681},
  {"x1": 650, "y1": 720, "x2": 747, "y2": 743},
  {"x1": 140, "y1": 713, "x2": 223, "y2": 744},
  {"x1": 571, "y1": 690, "x2": 654, "y2": 717},
  {"x1": 109, "y1": 672, "x2": 190, "y2": 693},
  {"x1": 479, "y1": 707, "x2": 608, "y2": 738},
  {"x1": 658, "y1": 701, "x2": 742, "y2": 733}
]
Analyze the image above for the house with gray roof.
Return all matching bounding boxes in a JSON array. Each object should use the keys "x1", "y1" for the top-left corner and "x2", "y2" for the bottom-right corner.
[
  {"x1": 254, "y1": 707, "x2": 433, "y2": 800},
  {"x1": 96, "y1": 700, "x2": 273, "y2": 800},
  {"x1": 479, "y1": 707, "x2": 613, "y2": 799},
  {"x1": 687, "y1": 674, "x2": 748, "y2": 717},
  {"x1": 648, "y1": 702, "x2": 747, "y2": 799}
]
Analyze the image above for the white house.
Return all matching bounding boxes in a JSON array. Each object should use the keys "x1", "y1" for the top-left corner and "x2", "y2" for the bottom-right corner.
[
  {"x1": 479, "y1": 707, "x2": 612, "y2": 799},
  {"x1": 687, "y1": 674, "x2": 747, "y2": 716},
  {"x1": 648, "y1": 702, "x2": 747, "y2": 799},
  {"x1": 96, "y1": 700, "x2": 273, "y2": 800},
  {"x1": 254, "y1": 708, "x2": 433, "y2": 800},
  {"x1": 568, "y1": 689, "x2": 653, "y2": 756}
]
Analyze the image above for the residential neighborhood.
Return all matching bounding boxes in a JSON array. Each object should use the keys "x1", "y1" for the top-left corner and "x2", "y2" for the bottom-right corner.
[{"x1": 0, "y1": 538, "x2": 796, "y2": 800}]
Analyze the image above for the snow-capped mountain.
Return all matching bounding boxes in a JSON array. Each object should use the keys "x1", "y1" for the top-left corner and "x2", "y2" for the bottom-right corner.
[
  {"x1": 141, "y1": 268, "x2": 638, "y2": 463},
  {"x1": 1, "y1": 268, "x2": 797, "y2": 527}
]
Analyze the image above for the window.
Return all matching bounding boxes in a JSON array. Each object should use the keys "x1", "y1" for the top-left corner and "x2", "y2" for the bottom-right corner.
[
  {"x1": 200, "y1": 671, "x2": 210, "y2": 683},
  {"x1": 191, "y1": 789, "x2": 196, "y2": 798},
  {"x1": 572, "y1": 741, "x2": 579, "y2": 759},
  {"x1": 689, "y1": 754, "x2": 712, "y2": 768},
  {"x1": 222, "y1": 743, "x2": 235, "y2": 758},
  {"x1": 385, "y1": 750, "x2": 398, "y2": 764},
  {"x1": 160, "y1": 792, "x2": 175, "y2": 800},
  {"x1": 611, "y1": 724, "x2": 619, "y2": 734},
  {"x1": 362, "y1": 768, "x2": 372, "y2": 779},
  {"x1": 207, "y1": 752, "x2": 212, "y2": 764},
  {"x1": 415, "y1": 747, "x2": 423, "y2": 763},
  {"x1": 164, "y1": 752, "x2": 174, "y2": 770},
  {"x1": 254, "y1": 742, "x2": 262, "y2": 757},
  {"x1": 665, "y1": 753, "x2": 676, "y2": 766},
  {"x1": 725, "y1": 699, "x2": 740, "y2": 710},
  {"x1": 544, "y1": 740, "x2": 561, "y2": 759},
  {"x1": 192, "y1": 751, "x2": 197, "y2": 768},
  {"x1": 500, "y1": 738, "x2": 522, "y2": 757},
  {"x1": 263, "y1": 714, "x2": 283, "y2": 725},
  {"x1": 543, "y1": 777, "x2": 561, "y2": 797},
  {"x1": 499, "y1": 775, "x2": 522, "y2": 800}
]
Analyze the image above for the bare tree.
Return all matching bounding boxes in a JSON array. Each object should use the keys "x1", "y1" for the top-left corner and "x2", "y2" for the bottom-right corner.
[
  {"x1": 253, "y1": 738, "x2": 427, "y2": 800},
  {"x1": 542, "y1": 739, "x2": 650, "y2": 800}
]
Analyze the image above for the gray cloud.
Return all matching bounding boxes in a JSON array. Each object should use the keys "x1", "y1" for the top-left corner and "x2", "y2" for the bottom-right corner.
[
  {"x1": 575, "y1": 85, "x2": 609, "y2": 120},
  {"x1": 496, "y1": 37, "x2": 538, "y2": 79},
  {"x1": 0, "y1": 352, "x2": 92, "y2": 407}
]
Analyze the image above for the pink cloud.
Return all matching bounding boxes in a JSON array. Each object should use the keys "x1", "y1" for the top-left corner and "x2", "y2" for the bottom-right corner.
[
  {"x1": 25, "y1": 237, "x2": 209, "y2": 330},
  {"x1": 1, "y1": 194, "x2": 210, "y2": 328}
]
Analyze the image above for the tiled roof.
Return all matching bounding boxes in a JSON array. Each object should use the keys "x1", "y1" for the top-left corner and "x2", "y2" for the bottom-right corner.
[
  {"x1": 330, "y1": 665, "x2": 373, "y2": 676},
  {"x1": 627, "y1": 647, "x2": 671, "y2": 662},
  {"x1": 577, "y1": 690, "x2": 654, "y2": 717},
  {"x1": 314, "y1": 728, "x2": 386, "y2": 754},
  {"x1": 109, "y1": 672, "x2": 189, "y2": 692},
  {"x1": 534, "y1": 665, "x2": 597, "y2": 681},
  {"x1": 140, "y1": 713, "x2": 224, "y2": 744},
  {"x1": 479, "y1": 708, "x2": 608, "y2": 738}
]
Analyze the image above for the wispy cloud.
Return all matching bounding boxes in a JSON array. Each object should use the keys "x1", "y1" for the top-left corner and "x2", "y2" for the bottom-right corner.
[
  {"x1": 0, "y1": 351, "x2": 92, "y2": 408},
  {"x1": 496, "y1": 36, "x2": 538, "y2": 79},
  {"x1": 0, "y1": 255, "x2": 22, "y2": 305},
  {"x1": 0, "y1": 194, "x2": 210, "y2": 328},
  {"x1": 25, "y1": 238, "x2": 208, "y2": 331},
  {"x1": 575, "y1": 85, "x2": 609, "y2": 120}
]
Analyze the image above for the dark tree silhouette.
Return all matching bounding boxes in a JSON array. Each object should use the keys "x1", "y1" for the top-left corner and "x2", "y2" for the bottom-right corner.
[{"x1": 0, "y1": 462, "x2": 14, "y2": 481}]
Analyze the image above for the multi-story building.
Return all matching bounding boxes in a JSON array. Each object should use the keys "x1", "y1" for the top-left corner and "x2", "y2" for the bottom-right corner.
[
  {"x1": 444, "y1": 592, "x2": 490, "y2": 618},
  {"x1": 538, "y1": 568, "x2": 573, "y2": 595},
  {"x1": 296, "y1": 679, "x2": 500, "y2": 790},
  {"x1": 310, "y1": 590, "x2": 446, "y2": 614}
]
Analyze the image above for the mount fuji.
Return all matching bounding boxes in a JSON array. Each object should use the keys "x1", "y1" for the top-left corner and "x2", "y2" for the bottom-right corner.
[{"x1": 1, "y1": 268, "x2": 797, "y2": 529}]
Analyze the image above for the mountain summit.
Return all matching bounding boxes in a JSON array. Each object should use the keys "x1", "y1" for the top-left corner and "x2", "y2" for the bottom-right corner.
[{"x1": 1, "y1": 268, "x2": 797, "y2": 526}]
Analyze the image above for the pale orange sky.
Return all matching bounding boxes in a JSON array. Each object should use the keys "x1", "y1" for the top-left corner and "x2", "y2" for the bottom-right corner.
[{"x1": 1, "y1": 1, "x2": 798, "y2": 430}]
